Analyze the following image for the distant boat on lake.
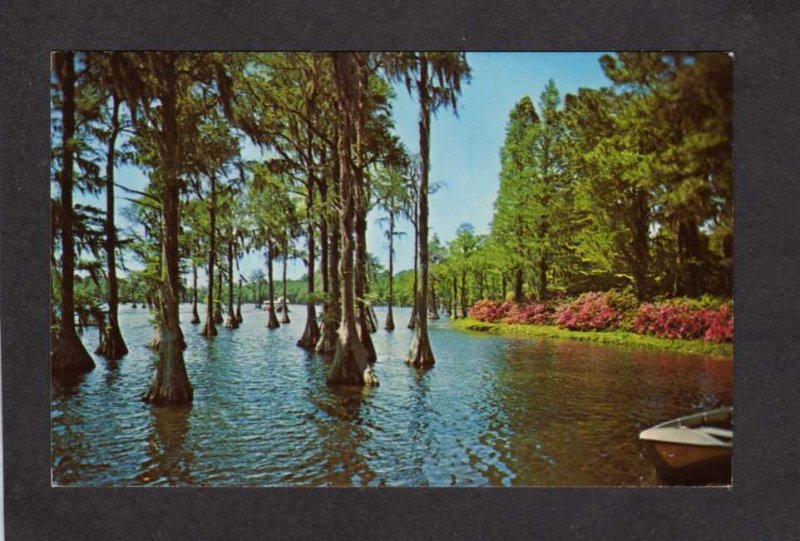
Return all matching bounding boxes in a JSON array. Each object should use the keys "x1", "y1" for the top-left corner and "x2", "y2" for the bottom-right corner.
[{"x1": 263, "y1": 298, "x2": 291, "y2": 313}]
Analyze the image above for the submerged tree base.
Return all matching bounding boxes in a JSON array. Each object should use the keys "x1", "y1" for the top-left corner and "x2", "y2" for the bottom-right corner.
[
  {"x1": 328, "y1": 335, "x2": 379, "y2": 386},
  {"x1": 223, "y1": 314, "x2": 239, "y2": 329},
  {"x1": 148, "y1": 328, "x2": 188, "y2": 350},
  {"x1": 406, "y1": 328, "x2": 435, "y2": 368},
  {"x1": 297, "y1": 317, "x2": 320, "y2": 349},
  {"x1": 385, "y1": 309, "x2": 395, "y2": 331},
  {"x1": 266, "y1": 309, "x2": 280, "y2": 329},
  {"x1": 358, "y1": 318, "x2": 378, "y2": 363},
  {"x1": 190, "y1": 305, "x2": 201, "y2": 325},
  {"x1": 199, "y1": 319, "x2": 218, "y2": 337},
  {"x1": 407, "y1": 310, "x2": 417, "y2": 330},
  {"x1": 95, "y1": 323, "x2": 129, "y2": 360},
  {"x1": 143, "y1": 380, "x2": 193, "y2": 405},
  {"x1": 52, "y1": 330, "x2": 96, "y2": 373},
  {"x1": 367, "y1": 305, "x2": 378, "y2": 333},
  {"x1": 142, "y1": 365, "x2": 193, "y2": 404},
  {"x1": 316, "y1": 320, "x2": 338, "y2": 353}
]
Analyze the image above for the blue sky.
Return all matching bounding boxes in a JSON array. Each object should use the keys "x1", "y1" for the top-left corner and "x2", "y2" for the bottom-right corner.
[{"x1": 85, "y1": 52, "x2": 612, "y2": 285}]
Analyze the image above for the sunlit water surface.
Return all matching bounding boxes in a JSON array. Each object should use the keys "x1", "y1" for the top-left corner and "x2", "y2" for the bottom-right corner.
[{"x1": 52, "y1": 304, "x2": 732, "y2": 486}]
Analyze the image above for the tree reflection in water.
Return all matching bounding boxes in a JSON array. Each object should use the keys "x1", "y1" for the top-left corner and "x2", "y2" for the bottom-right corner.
[
  {"x1": 136, "y1": 405, "x2": 194, "y2": 485},
  {"x1": 101, "y1": 357, "x2": 122, "y2": 388},
  {"x1": 52, "y1": 371, "x2": 92, "y2": 484},
  {"x1": 406, "y1": 369, "x2": 434, "y2": 486},
  {"x1": 292, "y1": 349, "x2": 377, "y2": 486}
]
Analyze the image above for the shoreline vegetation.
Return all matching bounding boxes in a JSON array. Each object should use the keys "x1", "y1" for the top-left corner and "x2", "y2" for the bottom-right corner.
[{"x1": 451, "y1": 317, "x2": 733, "y2": 359}]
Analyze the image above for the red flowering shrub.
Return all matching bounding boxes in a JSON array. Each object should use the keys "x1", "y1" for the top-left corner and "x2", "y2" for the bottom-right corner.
[
  {"x1": 466, "y1": 292, "x2": 733, "y2": 343},
  {"x1": 632, "y1": 299, "x2": 733, "y2": 342},
  {"x1": 468, "y1": 299, "x2": 511, "y2": 322},
  {"x1": 502, "y1": 301, "x2": 554, "y2": 325},
  {"x1": 704, "y1": 303, "x2": 733, "y2": 343},
  {"x1": 554, "y1": 290, "x2": 637, "y2": 331}
]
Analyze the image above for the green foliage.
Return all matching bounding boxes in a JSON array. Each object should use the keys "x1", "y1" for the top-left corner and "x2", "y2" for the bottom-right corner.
[
  {"x1": 51, "y1": 52, "x2": 731, "y2": 354},
  {"x1": 485, "y1": 53, "x2": 732, "y2": 301}
]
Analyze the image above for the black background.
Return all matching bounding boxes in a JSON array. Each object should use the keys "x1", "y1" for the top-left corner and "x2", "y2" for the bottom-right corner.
[{"x1": 1, "y1": 1, "x2": 799, "y2": 539}]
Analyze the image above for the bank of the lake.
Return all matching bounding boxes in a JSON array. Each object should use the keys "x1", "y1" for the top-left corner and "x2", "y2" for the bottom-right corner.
[{"x1": 451, "y1": 317, "x2": 733, "y2": 359}]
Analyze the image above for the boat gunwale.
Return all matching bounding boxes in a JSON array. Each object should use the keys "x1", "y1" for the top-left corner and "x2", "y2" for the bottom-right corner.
[{"x1": 639, "y1": 407, "x2": 733, "y2": 448}]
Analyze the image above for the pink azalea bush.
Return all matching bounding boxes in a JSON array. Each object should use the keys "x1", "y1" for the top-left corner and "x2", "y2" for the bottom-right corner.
[
  {"x1": 631, "y1": 299, "x2": 733, "y2": 342},
  {"x1": 466, "y1": 293, "x2": 732, "y2": 343},
  {"x1": 502, "y1": 301, "x2": 554, "y2": 325},
  {"x1": 703, "y1": 303, "x2": 733, "y2": 343},
  {"x1": 468, "y1": 299, "x2": 511, "y2": 322},
  {"x1": 553, "y1": 290, "x2": 638, "y2": 331}
]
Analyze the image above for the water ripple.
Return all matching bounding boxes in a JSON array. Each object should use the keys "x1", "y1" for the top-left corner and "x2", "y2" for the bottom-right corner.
[{"x1": 51, "y1": 304, "x2": 732, "y2": 486}]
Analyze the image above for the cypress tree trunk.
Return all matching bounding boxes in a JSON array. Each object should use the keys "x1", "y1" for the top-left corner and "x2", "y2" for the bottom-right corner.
[
  {"x1": 223, "y1": 238, "x2": 238, "y2": 329},
  {"x1": 201, "y1": 174, "x2": 218, "y2": 336},
  {"x1": 353, "y1": 62, "x2": 377, "y2": 363},
  {"x1": 190, "y1": 263, "x2": 200, "y2": 324},
  {"x1": 316, "y1": 140, "x2": 340, "y2": 353},
  {"x1": 407, "y1": 57, "x2": 435, "y2": 368},
  {"x1": 214, "y1": 267, "x2": 223, "y2": 323},
  {"x1": 367, "y1": 304, "x2": 378, "y2": 333},
  {"x1": 429, "y1": 277, "x2": 440, "y2": 319},
  {"x1": 452, "y1": 276, "x2": 458, "y2": 319},
  {"x1": 96, "y1": 93, "x2": 129, "y2": 359},
  {"x1": 52, "y1": 51, "x2": 95, "y2": 374},
  {"x1": 316, "y1": 174, "x2": 333, "y2": 340},
  {"x1": 266, "y1": 241, "x2": 280, "y2": 329},
  {"x1": 281, "y1": 236, "x2": 291, "y2": 324},
  {"x1": 408, "y1": 215, "x2": 418, "y2": 329},
  {"x1": 385, "y1": 210, "x2": 395, "y2": 330},
  {"x1": 328, "y1": 52, "x2": 377, "y2": 386},
  {"x1": 144, "y1": 54, "x2": 192, "y2": 405},
  {"x1": 460, "y1": 271, "x2": 468, "y2": 318},
  {"x1": 316, "y1": 214, "x2": 339, "y2": 349},
  {"x1": 297, "y1": 101, "x2": 320, "y2": 349},
  {"x1": 236, "y1": 276, "x2": 243, "y2": 323}
]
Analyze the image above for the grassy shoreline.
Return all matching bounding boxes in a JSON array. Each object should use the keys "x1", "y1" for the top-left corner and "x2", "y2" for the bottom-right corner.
[{"x1": 450, "y1": 318, "x2": 733, "y2": 359}]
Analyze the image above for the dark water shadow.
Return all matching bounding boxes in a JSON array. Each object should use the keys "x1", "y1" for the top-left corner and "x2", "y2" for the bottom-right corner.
[
  {"x1": 135, "y1": 405, "x2": 194, "y2": 486},
  {"x1": 51, "y1": 370, "x2": 91, "y2": 401},
  {"x1": 101, "y1": 357, "x2": 122, "y2": 388},
  {"x1": 299, "y1": 354, "x2": 379, "y2": 486}
]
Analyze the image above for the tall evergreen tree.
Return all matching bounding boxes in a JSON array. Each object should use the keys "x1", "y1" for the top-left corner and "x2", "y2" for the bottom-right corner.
[{"x1": 51, "y1": 51, "x2": 96, "y2": 374}]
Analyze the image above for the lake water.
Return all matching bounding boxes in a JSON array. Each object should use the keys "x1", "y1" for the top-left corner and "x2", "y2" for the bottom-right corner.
[{"x1": 51, "y1": 303, "x2": 732, "y2": 486}]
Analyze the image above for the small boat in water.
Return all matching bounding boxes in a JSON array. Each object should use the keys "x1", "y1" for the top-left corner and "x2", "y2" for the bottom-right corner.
[{"x1": 639, "y1": 407, "x2": 732, "y2": 483}]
